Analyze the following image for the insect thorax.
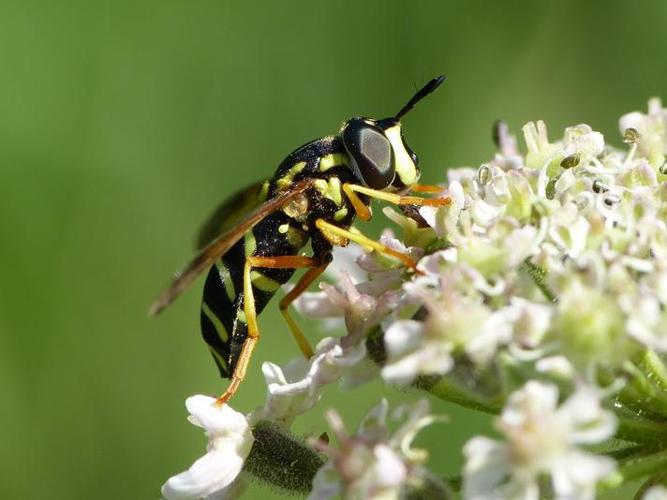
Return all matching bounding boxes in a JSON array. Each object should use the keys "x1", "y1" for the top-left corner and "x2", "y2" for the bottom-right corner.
[{"x1": 269, "y1": 136, "x2": 363, "y2": 236}]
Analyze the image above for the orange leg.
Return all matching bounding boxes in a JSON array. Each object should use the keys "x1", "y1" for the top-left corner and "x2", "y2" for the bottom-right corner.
[
  {"x1": 279, "y1": 261, "x2": 330, "y2": 359},
  {"x1": 342, "y1": 183, "x2": 451, "y2": 222},
  {"x1": 342, "y1": 183, "x2": 372, "y2": 221},
  {"x1": 315, "y1": 218, "x2": 420, "y2": 272},
  {"x1": 411, "y1": 183, "x2": 445, "y2": 193},
  {"x1": 216, "y1": 254, "x2": 318, "y2": 406}
]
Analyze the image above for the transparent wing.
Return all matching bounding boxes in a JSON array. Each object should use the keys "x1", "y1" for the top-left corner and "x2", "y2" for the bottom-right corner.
[
  {"x1": 148, "y1": 178, "x2": 315, "y2": 316},
  {"x1": 195, "y1": 180, "x2": 266, "y2": 250}
]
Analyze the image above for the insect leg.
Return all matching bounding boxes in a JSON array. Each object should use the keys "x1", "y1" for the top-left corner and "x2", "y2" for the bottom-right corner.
[
  {"x1": 278, "y1": 257, "x2": 331, "y2": 359},
  {"x1": 341, "y1": 183, "x2": 372, "y2": 221},
  {"x1": 249, "y1": 255, "x2": 320, "y2": 359},
  {"x1": 315, "y1": 219, "x2": 419, "y2": 271},
  {"x1": 216, "y1": 254, "x2": 318, "y2": 406},
  {"x1": 343, "y1": 183, "x2": 451, "y2": 214},
  {"x1": 410, "y1": 183, "x2": 445, "y2": 193}
]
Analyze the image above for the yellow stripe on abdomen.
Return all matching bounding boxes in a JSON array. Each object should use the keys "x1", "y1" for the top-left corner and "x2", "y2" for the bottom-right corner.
[{"x1": 202, "y1": 301, "x2": 229, "y2": 342}]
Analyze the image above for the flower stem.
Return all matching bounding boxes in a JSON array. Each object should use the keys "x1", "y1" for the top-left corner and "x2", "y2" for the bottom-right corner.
[
  {"x1": 418, "y1": 375, "x2": 502, "y2": 414},
  {"x1": 521, "y1": 260, "x2": 558, "y2": 303},
  {"x1": 367, "y1": 327, "x2": 504, "y2": 414},
  {"x1": 244, "y1": 420, "x2": 325, "y2": 495}
]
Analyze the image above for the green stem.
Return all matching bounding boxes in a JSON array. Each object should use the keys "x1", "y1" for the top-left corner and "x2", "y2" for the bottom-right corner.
[
  {"x1": 522, "y1": 260, "x2": 558, "y2": 303},
  {"x1": 601, "y1": 447, "x2": 667, "y2": 491},
  {"x1": 244, "y1": 420, "x2": 324, "y2": 494},
  {"x1": 636, "y1": 349, "x2": 667, "y2": 391},
  {"x1": 246, "y1": 419, "x2": 452, "y2": 499},
  {"x1": 418, "y1": 375, "x2": 502, "y2": 415},
  {"x1": 367, "y1": 327, "x2": 504, "y2": 415}
]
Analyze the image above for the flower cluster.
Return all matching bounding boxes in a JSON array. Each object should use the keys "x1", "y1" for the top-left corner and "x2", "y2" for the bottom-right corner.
[
  {"x1": 309, "y1": 398, "x2": 445, "y2": 499},
  {"x1": 162, "y1": 100, "x2": 667, "y2": 499},
  {"x1": 463, "y1": 382, "x2": 617, "y2": 500}
]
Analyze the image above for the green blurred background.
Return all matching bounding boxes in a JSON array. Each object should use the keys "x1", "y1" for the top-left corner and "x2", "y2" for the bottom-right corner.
[{"x1": 1, "y1": 1, "x2": 665, "y2": 498}]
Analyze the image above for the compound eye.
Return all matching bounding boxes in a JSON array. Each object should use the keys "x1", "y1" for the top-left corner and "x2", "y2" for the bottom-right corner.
[{"x1": 342, "y1": 120, "x2": 395, "y2": 189}]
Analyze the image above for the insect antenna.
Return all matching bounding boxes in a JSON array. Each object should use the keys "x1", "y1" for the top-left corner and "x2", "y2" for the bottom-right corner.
[{"x1": 395, "y1": 75, "x2": 446, "y2": 120}]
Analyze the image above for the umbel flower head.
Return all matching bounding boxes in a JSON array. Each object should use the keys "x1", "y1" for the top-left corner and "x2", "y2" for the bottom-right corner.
[
  {"x1": 162, "y1": 98, "x2": 667, "y2": 499},
  {"x1": 309, "y1": 399, "x2": 446, "y2": 500},
  {"x1": 463, "y1": 382, "x2": 617, "y2": 500}
]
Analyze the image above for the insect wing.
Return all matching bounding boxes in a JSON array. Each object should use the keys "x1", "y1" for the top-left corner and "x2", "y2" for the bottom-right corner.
[
  {"x1": 149, "y1": 178, "x2": 315, "y2": 316},
  {"x1": 196, "y1": 181, "x2": 267, "y2": 250}
]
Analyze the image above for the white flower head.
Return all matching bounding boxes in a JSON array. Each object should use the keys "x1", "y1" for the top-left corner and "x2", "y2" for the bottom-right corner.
[
  {"x1": 381, "y1": 318, "x2": 454, "y2": 385},
  {"x1": 309, "y1": 400, "x2": 405, "y2": 500},
  {"x1": 255, "y1": 337, "x2": 373, "y2": 425},
  {"x1": 296, "y1": 268, "x2": 401, "y2": 344},
  {"x1": 382, "y1": 275, "x2": 512, "y2": 385},
  {"x1": 463, "y1": 382, "x2": 617, "y2": 500},
  {"x1": 309, "y1": 399, "x2": 442, "y2": 500},
  {"x1": 162, "y1": 396, "x2": 254, "y2": 500},
  {"x1": 549, "y1": 279, "x2": 629, "y2": 372}
]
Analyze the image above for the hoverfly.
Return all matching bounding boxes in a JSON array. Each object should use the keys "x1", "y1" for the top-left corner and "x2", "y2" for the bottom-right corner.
[{"x1": 149, "y1": 76, "x2": 449, "y2": 405}]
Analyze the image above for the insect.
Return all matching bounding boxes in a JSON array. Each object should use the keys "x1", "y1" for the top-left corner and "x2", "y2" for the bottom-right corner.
[{"x1": 149, "y1": 76, "x2": 450, "y2": 405}]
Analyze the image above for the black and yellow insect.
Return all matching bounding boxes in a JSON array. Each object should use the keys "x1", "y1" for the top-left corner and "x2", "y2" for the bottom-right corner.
[{"x1": 149, "y1": 76, "x2": 449, "y2": 405}]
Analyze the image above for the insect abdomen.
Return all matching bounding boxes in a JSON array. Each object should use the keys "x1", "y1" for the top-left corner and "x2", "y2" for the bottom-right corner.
[{"x1": 200, "y1": 213, "x2": 308, "y2": 378}]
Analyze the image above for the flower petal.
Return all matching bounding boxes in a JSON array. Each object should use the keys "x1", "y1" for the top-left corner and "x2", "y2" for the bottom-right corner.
[{"x1": 162, "y1": 449, "x2": 243, "y2": 499}]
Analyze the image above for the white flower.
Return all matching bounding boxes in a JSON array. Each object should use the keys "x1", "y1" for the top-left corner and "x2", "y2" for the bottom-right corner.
[
  {"x1": 161, "y1": 396, "x2": 254, "y2": 500},
  {"x1": 309, "y1": 399, "x2": 442, "y2": 500},
  {"x1": 326, "y1": 244, "x2": 367, "y2": 284},
  {"x1": 382, "y1": 206, "x2": 440, "y2": 249},
  {"x1": 419, "y1": 179, "x2": 465, "y2": 237},
  {"x1": 463, "y1": 382, "x2": 617, "y2": 500},
  {"x1": 624, "y1": 293, "x2": 667, "y2": 352},
  {"x1": 549, "y1": 279, "x2": 629, "y2": 371},
  {"x1": 548, "y1": 203, "x2": 591, "y2": 258},
  {"x1": 619, "y1": 97, "x2": 667, "y2": 166},
  {"x1": 381, "y1": 319, "x2": 453, "y2": 385},
  {"x1": 255, "y1": 337, "x2": 372, "y2": 425},
  {"x1": 309, "y1": 401, "x2": 405, "y2": 500},
  {"x1": 644, "y1": 486, "x2": 667, "y2": 500},
  {"x1": 506, "y1": 297, "x2": 552, "y2": 350},
  {"x1": 562, "y1": 124, "x2": 604, "y2": 164},
  {"x1": 255, "y1": 358, "x2": 318, "y2": 426},
  {"x1": 489, "y1": 120, "x2": 523, "y2": 170},
  {"x1": 523, "y1": 120, "x2": 561, "y2": 170},
  {"x1": 295, "y1": 269, "x2": 402, "y2": 344},
  {"x1": 382, "y1": 272, "x2": 513, "y2": 385},
  {"x1": 535, "y1": 356, "x2": 574, "y2": 378}
]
